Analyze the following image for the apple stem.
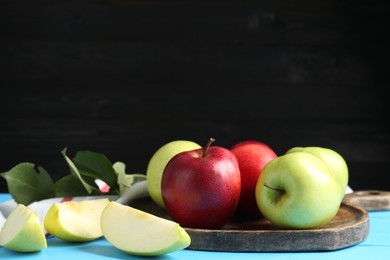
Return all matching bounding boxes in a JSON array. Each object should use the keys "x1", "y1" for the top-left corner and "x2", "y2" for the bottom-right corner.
[
  {"x1": 263, "y1": 182, "x2": 285, "y2": 193},
  {"x1": 202, "y1": 137, "x2": 215, "y2": 157}
]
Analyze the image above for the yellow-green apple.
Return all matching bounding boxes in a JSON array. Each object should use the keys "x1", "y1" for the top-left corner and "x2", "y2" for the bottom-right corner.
[
  {"x1": 255, "y1": 152, "x2": 341, "y2": 229},
  {"x1": 0, "y1": 204, "x2": 47, "y2": 252},
  {"x1": 230, "y1": 140, "x2": 277, "y2": 218},
  {"x1": 44, "y1": 198, "x2": 110, "y2": 242},
  {"x1": 146, "y1": 140, "x2": 201, "y2": 208},
  {"x1": 101, "y1": 201, "x2": 190, "y2": 256},
  {"x1": 286, "y1": 146, "x2": 348, "y2": 200},
  {"x1": 161, "y1": 138, "x2": 241, "y2": 229}
]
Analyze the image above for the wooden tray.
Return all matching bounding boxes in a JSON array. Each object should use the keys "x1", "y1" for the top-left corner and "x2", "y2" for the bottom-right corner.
[
  {"x1": 343, "y1": 190, "x2": 390, "y2": 211},
  {"x1": 131, "y1": 195, "x2": 370, "y2": 252}
]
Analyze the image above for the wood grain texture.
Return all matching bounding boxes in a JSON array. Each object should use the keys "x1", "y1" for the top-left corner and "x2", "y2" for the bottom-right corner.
[
  {"x1": 0, "y1": 1, "x2": 389, "y2": 192},
  {"x1": 344, "y1": 190, "x2": 390, "y2": 211}
]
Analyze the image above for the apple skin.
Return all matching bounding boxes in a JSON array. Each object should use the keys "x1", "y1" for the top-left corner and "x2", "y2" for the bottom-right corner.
[
  {"x1": 255, "y1": 152, "x2": 341, "y2": 229},
  {"x1": 146, "y1": 140, "x2": 201, "y2": 208},
  {"x1": 230, "y1": 140, "x2": 277, "y2": 218},
  {"x1": 161, "y1": 141, "x2": 241, "y2": 229},
  {"x1": 286, "y1": 146, "x2": 348, "y2": 200},
  {"x1": 0, "y1": 204, "x2": 47, "y2": 252}
]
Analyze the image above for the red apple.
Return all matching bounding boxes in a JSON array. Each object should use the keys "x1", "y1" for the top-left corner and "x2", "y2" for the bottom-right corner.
[
  {"x1": 161, "y1": 138, "x2": 241, "y2": 229},
  {"x1": 230, "y1": 140, "x2": 277, "y2": 218}
]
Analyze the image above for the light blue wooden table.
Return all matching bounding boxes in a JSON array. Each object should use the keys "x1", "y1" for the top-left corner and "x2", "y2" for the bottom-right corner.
[{"x1": 1, "y1": 193, "x2": 389, "y2": 260}]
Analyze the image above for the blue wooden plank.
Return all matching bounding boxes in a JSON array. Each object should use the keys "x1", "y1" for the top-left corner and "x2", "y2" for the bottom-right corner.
[{"x1": 1, "y1": 194, "x2": 390, "y2": 259}]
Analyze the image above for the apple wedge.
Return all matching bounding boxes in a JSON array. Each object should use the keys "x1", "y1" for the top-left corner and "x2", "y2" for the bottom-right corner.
[
  {"x1": 101, "y1": 201, "x2": 191, "y2": 256},
  {"x1": 44, "y1": 198, "x2": 110, "y2": 242},
  {"x1": 0, "y1": 204, "x2": 47, "y2": 252}
]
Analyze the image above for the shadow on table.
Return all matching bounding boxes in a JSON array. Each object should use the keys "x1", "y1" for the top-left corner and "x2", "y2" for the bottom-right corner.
[{"x1": 48, "y1": 236, "x2": 175, "y2": 259}]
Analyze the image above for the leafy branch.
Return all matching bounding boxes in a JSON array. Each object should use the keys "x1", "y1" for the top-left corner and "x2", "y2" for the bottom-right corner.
[{"x1": 0, "y1": 148, "x2": 146, "y2": 205}]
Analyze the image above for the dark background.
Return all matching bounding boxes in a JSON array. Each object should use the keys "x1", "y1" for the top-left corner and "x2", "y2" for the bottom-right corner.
[{"x1": 1, "y1": 1, "x2": 389, "y2": 193}]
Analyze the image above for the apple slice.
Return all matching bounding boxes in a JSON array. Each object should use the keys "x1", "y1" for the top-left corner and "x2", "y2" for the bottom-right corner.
[
  {"x1": 101, "y1": 201, "x2": 191, "y2": 256},
  {"x1": 44, "y1": 198, "x2": 110, "y2": 242},
  {"x1": 0, "y1": 204, "x2": 47, "y2": 252}
]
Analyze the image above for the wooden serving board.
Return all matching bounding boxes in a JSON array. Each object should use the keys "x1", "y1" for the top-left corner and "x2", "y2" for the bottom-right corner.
[
  {"x1": 343, "y1": 190, "x2": 390, "y2": 211},
  {"x1": 130, "y1": 193, "x2": 374, "y2": 252}
]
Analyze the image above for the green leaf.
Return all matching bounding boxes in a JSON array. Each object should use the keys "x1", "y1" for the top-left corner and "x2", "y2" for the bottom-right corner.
[
  {"x1": 0, "y1": 163, "x2": 55, "y2": 205},
  {"x1": 113, "y1": 161, "x2": 146, "y2": 196},
  {"x1": 113, "y1": 161, "x2": 128, "y2": 195},
  {"x1": 132, "y1": 173, "x2": 147, "y2": 183},
  {"x1": 61, "y1": 148, "x2": 95, "y2": 194},
  {"x1": 113, "y1": 161, "x2": 126, "y2": 175},
  {"x1": 72, "y1": 150, "x2": 119, "y2": 192},
  {"x1": 54, "y1": 175, "x2": 98, "y2": 197}
]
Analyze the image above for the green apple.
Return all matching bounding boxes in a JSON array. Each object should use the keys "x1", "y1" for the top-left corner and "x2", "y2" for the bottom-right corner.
[
  {"x1": 101, "y1": 201, "x2": 191, "y2": 256},
  {"x1": 255, "y1": 152, "x2": 341, "y2": 229},
  {"x1": 0, "y1": 204, "x2": 47, "y2": 252},
  {"x1": 146, "y1": 140, "x2": 201, "y2": 208},
  {"x1": 44, "y1": 198, "x2": 110, "y2": 242},
  {"x1": 286, "y1": 146, "x2": 348, "y2": 199}
]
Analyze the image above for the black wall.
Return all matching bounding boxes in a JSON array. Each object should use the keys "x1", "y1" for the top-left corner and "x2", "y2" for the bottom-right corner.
[{"x1": 1, "y1": 1, "x2": 389, "y2": 193}]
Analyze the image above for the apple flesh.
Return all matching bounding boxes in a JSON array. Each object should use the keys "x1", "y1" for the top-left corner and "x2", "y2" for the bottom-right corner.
[
  {"x1": 230, "y1": 140, "x2": 277, "y2": 218},
  {"x1": 44, "y1": 198, "x2": 110, "y2": 242},
  {"x1": 256, "y1": 152, "x2": 341, "y2": 229},
  {"x1": 286, "y1": 146, "x2": 348, "y2": 200},
  {"x1": 101, "y1": 201, "x2": 191, "y2": 256},
  {"x1": 0, "y1": 204, "x2": 47, "y2": 252},
  {"x1": 162, "y1": 138, "x2": 241, "y2": 229},
  {"x1": 146, "y1": 140, "x2": 201, "y2": 208}
]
